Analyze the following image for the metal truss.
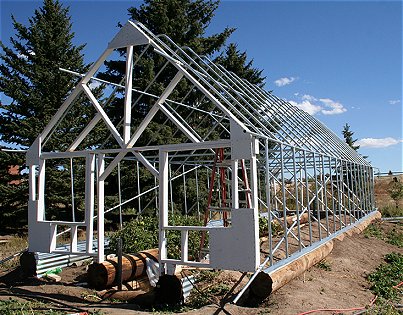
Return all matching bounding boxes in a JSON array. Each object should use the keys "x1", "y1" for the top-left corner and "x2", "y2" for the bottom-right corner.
[{"x1": 26, "y1": 21, "x2": 376, "y2": 284}]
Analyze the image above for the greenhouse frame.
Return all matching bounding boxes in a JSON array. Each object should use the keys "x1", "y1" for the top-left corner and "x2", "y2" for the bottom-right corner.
[{"x1": 26, "y1": 21, "x2": 376, "y2": 294}]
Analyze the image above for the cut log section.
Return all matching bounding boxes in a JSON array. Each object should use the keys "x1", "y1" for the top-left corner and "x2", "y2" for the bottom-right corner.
[
  {"x1": 269, "y1": 211, "x2": 381, "y2": 294},
  {"x1": 87, "y1": 248, "x2": 158, "y2": 290}
]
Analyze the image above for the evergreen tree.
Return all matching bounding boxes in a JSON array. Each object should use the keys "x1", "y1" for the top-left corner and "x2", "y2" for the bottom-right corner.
[
  {"x1": 342, "y1": 123, "x2": 360, "y2": 151},
  {"x1": 128, "y1": 0, "x2": 234, "y2": 56},
  {"x1": 0, "y1": 0, "x2": 89, "y2": 230},
  {"x1": 98, "y1": 0, "x2": 266, "y2": 216},
  {"x1": 215, "y1": 43, "x2": 265, "y2": 87}
]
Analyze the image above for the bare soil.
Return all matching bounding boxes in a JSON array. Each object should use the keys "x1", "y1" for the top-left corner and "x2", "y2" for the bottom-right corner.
[
  {"x1": 0, "y1": 221, "x2": 402, "y2": 315},
  {"x1": 0, "y1": 176, "x2": 401, "y2": 314}
]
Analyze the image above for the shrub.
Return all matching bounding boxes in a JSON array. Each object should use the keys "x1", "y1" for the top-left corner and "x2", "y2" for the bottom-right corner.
[
  {"x1": 108, "y1": 216, "x2": 158, "y2": 255},
  {"x1": 109, "y1": 214, "x2": 204, "y2": 260}
]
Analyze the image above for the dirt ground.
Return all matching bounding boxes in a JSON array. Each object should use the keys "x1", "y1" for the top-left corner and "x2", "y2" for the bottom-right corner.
[{"x1": 0, "y1": 220, "x2": 402, "y2": 315}]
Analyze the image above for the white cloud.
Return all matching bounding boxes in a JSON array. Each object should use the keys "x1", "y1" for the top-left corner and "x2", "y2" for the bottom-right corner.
[
  {"x1": 17, "y1": 53, "x2": 28, "y2": 61},
  {"x1": 289, "y1": 94, "x2": 347, "y2": 116},
  {"x1": 356, "y1": 137, "x2": 403, "y2": 148},
  {"x1": 389, "y1": 99, "x2": 401, "y2": 105},
  {"x1": 17, "y1": 50, "x2": 35, "y2": 60},
  {"x1": 319, "y1": 98, "x2": 347, "y2": 115},
  {"x1": 301, "y1": 94, "x2": 317, "y2": 101},
  {"x1": 289, "y1": 100, "x2": 322, "y2": 115},
  {"x1": 274, "y1": 76, "x2": 297, "y2": 87},
  {"x1": 89, "y1": 80, "x2": 102, "y2": 89}
]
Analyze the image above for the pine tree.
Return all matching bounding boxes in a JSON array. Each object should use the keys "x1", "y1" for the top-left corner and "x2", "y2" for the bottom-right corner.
[
  {"x1": 215, "y1": 43, "x2": 265, "y2": 87},
  {"x1": 128, "y1": 0, "x2": 234, "y2": 56},
  {"x1": 0, "y1": 0, "x2": 89, "y2": 230},
  {"x1": 97, "y1": 0, "x2": 266, "y2": 216},
  {"x1": 342, "y1": 123, "x2": 360, "y2": 151}
]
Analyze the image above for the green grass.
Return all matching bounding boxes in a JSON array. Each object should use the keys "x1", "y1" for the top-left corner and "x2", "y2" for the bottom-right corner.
[
  {"x1": 0, "y1": 298, "x2": 104, "y2": 315},
  {"x1": 380, "y1": 205, "x2": 403, "y2": 218},
  {"x1": 0, "y1": 299, "x2": 66, "y2": 315},
  {"x1": 0, "y1": 236, "x2": 28, "y2": 270}
]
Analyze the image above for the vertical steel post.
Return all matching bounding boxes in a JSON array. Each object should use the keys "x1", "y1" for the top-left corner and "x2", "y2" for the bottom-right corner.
[
  {"x1": 328, "y1": 156, "x2": 336, "y2": 234},
  {"x1": 321, "y1": 154, "x2": 329, "y2": 236},
  {"x1": 183, "y1": 164, "x2": 188, "y2": 215},
  {"x1": 118, "y1": 162, "x2": 122, "y2": 230},
  {"x1": 70, "y1": 158, "x2": 75, "y2": 222},
  {"x1": 136, "y1": 161, "x2": 141, "y2": 214},
  {"x1": 85, "y1": 154, "x2": 95, "y2": 253},
  {"x1": 195, "y1": 167, "x2": 200, "y2": 219},
  {"x1": 304, "y1": 150, "x2": 313, "y2": 245},
  {"x1": 123, "y1": 46, "x2": 133, "y2": 143},
  {"x1": 312, "y1": 152, "x2": 321, "y2": 240},
  {"x1": 280, "y1": 144, "x2": 289, "y2": 257},
  {"x1": 159, "y1": 150, "x2": 169, "y2": 274},
  {"x1": 265, "y1": 139, "x2": 273, "y2": 265},
  {"x1": 292, "y1": 147, "x2": 302, "y2": 250},
  {"x1": 97, "y1": 153, "x2": 105, "y2": 263},
  {"x1": 38, "y1": 159, "x2": 46, "y2": 220},
  {"x1": 169, "y1": 164, "x2": 174, "y2": 215}
]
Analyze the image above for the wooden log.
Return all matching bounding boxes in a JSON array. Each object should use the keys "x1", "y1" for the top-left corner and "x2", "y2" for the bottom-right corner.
[
  {"x1": 270, "y1": 240, "x2": 334, "y2": 293},
  {"x1": 87, "y1": 248, "x2": 158, "y2": 290},
  {"x1": 268, "y1": 210, "x2": 381, "y2": 293},
  {"x1": 283, "y1": 213, "x2": 309, "y2": 227}
]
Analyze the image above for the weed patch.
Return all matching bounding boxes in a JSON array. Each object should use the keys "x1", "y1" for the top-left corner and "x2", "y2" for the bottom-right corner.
[
  {"x1": 381, "y1": 205, "x2": 403, "y2": 218},
  {"x1": 367, "y1": 252, "x2": 403, "y2": 301},
  {"x1": 316, "y1": 259, "x2": 332, "y2": 271},
  {"x1": 386, "y1": 228, "x2": 403, "y2": 248},
  {"x1": 364, "y1": 222, "x2": 403, "y2": 248},
  {"x1": 364, "y1": 223, "x2": 384, "y2": 239},
  {"x1": 0, "y1": 298, "x2": 100, "y2": 315},
  {"x1": 185, "y1": 270, "x2": 232, "y2": 309}
]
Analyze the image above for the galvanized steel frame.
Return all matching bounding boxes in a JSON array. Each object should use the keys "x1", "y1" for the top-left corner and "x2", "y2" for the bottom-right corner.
[{"x1": 26, "y1": 20, "x2": 375, "y2": 284}]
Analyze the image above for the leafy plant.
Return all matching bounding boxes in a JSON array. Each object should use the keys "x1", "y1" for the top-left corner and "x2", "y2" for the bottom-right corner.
[
  {"x1": 109, "y1": 214, "x2": 204, "y2": 260},
  {"x1": 259, "y1": 216, "x2": 282, "y2": 237},
  {"x1": 367, "y1": 252, "x2": 403, "y2": 301},
  {"x1": 364, "y1": 222, "x2": 403, "y2": 248},
  {"x1": 386, "y1": 228, "x2": 403, "y2": 248},
  {"x1": 364, "y1": 223, "x2": 384, "y2": 239},
  {"x1": 316, "y1": 259, "x2": 332, "y2": 271},
  {"x1": 108, "y1": 215, "x2": 159, "y2": 255},
  {"x1": 388, "y1": 180, "x2": 403, "y2": 209}
]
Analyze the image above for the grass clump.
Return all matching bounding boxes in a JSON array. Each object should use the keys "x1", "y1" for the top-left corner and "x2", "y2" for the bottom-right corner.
[
  {"x1": 186, "y1": 270, "x2": 231, "y2": 309},
  {"x1": 0, "y1": 298, "x2": 83, "y2": 315},
  {"x1": 367, "y1": 252, "x2": 403, "y2": 301},
  {"x1": 0, "y1": 236, "x2": 28, "y2": 270},
  {"x1": 381, "y1": 205, "x2": 403, "y2": 218}
]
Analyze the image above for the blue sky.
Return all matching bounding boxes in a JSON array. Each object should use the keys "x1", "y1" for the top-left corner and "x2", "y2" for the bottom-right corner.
[{"x1": 1, "y1": 0, "x2": 402, "y2": 173}]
